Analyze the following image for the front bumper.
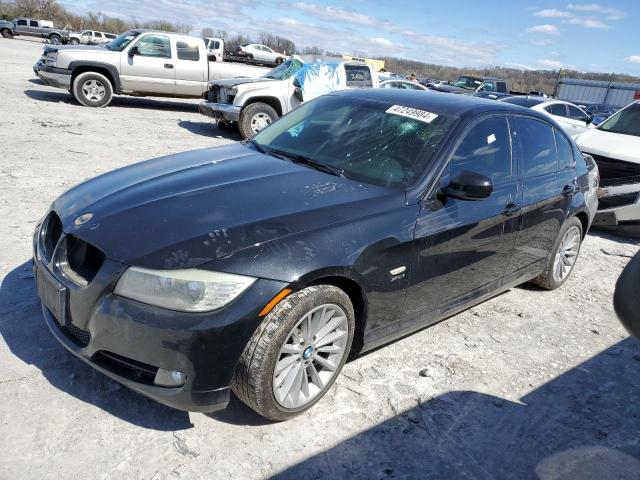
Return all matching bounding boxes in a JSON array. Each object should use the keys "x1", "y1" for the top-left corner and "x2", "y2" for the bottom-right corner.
[
  {"x1": 199, "y1": 101, "x2": 241, "y2": 122},
  {"x1": 594, "y1": 185, "x2": 640, "y2": 226},
  {"x1": 34, "y1": 225, "x2": 288, "y2": 412},
  {"x1": 33, "y1": 61, "x2": 71, "y2": 89}
]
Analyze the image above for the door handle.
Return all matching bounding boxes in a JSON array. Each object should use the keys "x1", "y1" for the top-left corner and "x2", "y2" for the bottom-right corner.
[
  {"x1": 164, "y1": 63, "x2": 174, "y2": 69},
  {"x1": 562, "y1": 185, "x2": 574, "y2": 196},
  {"x1": 502, "y1": 203, "x2": 522, "y2": 216}
]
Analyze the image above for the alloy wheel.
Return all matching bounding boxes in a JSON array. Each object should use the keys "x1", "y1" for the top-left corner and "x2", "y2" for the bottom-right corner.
[
  {"x1": 81, "y1": 79, "x2": 106, "y2": 102},
  {"x1": 273, "y1": 303, "x2": 349, "y2": 409},
  {"x1": 553, "y1": 225, "x2": 581, "y2": 282}
]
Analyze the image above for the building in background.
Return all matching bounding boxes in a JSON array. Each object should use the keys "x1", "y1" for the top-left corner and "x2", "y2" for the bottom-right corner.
[{"x1": 558, "y1": 78, "x2": 640, "y2": 108}]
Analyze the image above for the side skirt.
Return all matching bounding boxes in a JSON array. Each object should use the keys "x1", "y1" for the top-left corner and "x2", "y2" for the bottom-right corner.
[{"x1": 361, "y1": 260, "x2": 545, "y2": 353}]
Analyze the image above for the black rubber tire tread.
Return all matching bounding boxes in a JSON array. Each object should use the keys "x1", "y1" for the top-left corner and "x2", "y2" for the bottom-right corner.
[
  {"x1": 238, "y1": 102, "x2": 278, "y2": 139},
  {"x1": 49, "y1": 34, "x2": 61, "y2": 44},
  {"x1": 232, "y1": 285, "x2": 355, "y2": 421},
  {"x1": 1, "y1": 29, "x2": 13, "y2": 39},
  {"x1": 531, "y1": 216, "x2": 583, "y2": 290},
  {"x1": 72, "y1": 71, "x2": 113, "y2": 108}
]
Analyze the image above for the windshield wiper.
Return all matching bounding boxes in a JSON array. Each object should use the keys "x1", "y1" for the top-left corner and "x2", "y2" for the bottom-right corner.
[{"x1": 269, "y1": 148, "x2": 345, "y2": 177}]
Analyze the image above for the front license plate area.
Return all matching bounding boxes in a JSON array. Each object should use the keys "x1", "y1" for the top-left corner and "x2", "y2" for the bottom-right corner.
[{"x1": 36, "y1": 265, "x2": 67, "y2": 326}]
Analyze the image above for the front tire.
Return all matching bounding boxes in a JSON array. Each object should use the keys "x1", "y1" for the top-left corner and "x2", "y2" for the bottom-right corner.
[
  {"x1": 232, "y1": 285, "x2": 355, "y2": 421},
  {"x1": 531, "y1": 217, "x2": 583, "y2": 290},
  {"x1": 238, "y1": 102, "x2": 278, "y2": 138},
  {"x1": 72, "y1": 71, "x2": 113, "y2": 107},
  {"x1": 1, "y1": 29, "x2": 13, "y2": 39},
  {"x1": 69, "y1": 38, "x2": 79, "y2": 45}
]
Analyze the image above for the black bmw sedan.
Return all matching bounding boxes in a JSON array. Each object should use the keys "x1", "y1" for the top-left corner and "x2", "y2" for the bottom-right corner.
[{"x1": 34, "y1": 90, "x2": 596, "y2": 420}]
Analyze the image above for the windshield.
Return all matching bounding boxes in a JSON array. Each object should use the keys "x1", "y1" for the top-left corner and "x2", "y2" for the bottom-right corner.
[
  {"x1": 598, "y1": 103, "x2": 640, "y2": 137},
  {"x1": 452, "y1": 76, "x2": 482, "y2": 90},
  {"x1": 250, "y1": 95, "x2": 456, "y2": 189},
  {"x1": 263, "y1": 58, "x2": 303, "y2": 80},
  {"x1": 105, "y1": 30, "x2": 139, "y2": 51}
]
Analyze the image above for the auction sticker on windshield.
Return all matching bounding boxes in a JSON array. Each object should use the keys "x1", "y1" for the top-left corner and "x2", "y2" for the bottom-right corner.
[{"x1": 386, "y1": 105, "x2": 438, "y2": 123}]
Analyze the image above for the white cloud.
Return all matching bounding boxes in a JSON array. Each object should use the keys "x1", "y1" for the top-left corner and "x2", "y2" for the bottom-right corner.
[
  {"x1": 527, "y1": 24, "x2": 560, "y2": 35},
  {"x1": 535, "y1": 9, "x2": 572, "y2": 18},
  {"x1": 568, "y1": 17, "x2": 610, "y2": 29},
  {"x1": 537, "y1": 59, "x2": 563, "y2": 68},
  {"x1": 504, "y1": 62, "x2": 534, "y2": 71},
  {"x1": 625, "y1": 56, "x2": 640, "y2": 64},
  {"x1": 370, "y1": 37, "x2": 393, "y2": 47},
  {"x1": 567, "y1": 3, "x2": 626, "y2": 21}
]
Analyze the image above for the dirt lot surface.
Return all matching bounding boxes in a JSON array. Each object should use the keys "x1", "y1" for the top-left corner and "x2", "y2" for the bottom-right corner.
[{"x1": 1, "y1": 38, "x2": 639, "y2": 480}]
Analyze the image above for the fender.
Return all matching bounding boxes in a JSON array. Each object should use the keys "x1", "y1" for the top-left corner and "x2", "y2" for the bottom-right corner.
[{"x1": 68, "y1": 61, "x2": 122, "y2": 94}]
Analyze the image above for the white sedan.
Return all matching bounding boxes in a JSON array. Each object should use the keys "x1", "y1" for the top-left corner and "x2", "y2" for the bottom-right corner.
[
  {"x1": 237, "y1": 44, "x2": 287, "y2": 64},
  {"x1": 379, "y1": 80, "x2": 427, "y2": 91},
  {"x1": 500, "y1": 96, "x2": 593, "y2": 139}
]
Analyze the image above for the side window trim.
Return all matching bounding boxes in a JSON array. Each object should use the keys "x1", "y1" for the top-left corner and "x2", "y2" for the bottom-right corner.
[
  {"x1": 510, "y1": 114, "x2": 560, "y2": 179},
  {"x1": 132, "y1": 34, "x2": 172, "y2": 59}
]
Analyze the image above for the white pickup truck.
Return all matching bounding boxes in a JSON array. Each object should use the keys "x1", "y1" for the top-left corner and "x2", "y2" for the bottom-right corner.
[
  {"x1": 33, "y1": 29, "x2": 268, "y2": 107},
  {"x1": 199, "y1": 57, "x2": 379, "y2": 138}
]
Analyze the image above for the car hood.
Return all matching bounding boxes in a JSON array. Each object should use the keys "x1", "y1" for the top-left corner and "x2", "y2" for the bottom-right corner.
[
  {"x1": 576, "y1": 129, "x2": 640, "y2": 163},
  {"x1": 430, "y1": 84, "x2": 472, "y2": 94},
  {"x1": 52, "y1": 143, "x2": 402, "y2": 269},
  {"x1": 51, "y1": 44, "x2": 109, "y2": 53},
  {"x1": 210, "y1": 77, "x2": 277, "y2": 88}
]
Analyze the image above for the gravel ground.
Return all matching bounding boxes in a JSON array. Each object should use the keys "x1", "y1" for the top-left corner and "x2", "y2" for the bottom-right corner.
[{"x1": 1, "y1": 38, "x2": 639, "y2": 480}]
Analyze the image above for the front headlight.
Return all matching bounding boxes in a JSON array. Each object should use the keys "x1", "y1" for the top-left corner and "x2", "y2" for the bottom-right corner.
[{"x1": 114, "y1": 267, "x2": 256, "y2": 312}]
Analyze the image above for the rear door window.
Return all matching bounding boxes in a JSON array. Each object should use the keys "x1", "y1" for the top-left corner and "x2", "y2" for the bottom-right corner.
[
  {"x1": 344, "y1": 65, "x2": 373, "y2": 87},
  {"x1": 29, "y1": 20, "x2": 38, "y2": 27},
  {"x1": 449, "y1": 116, "x2": 512, "y2": 184},
  {"x1": 554, "y1": 129, "x2": 575, "y2": 170},
  {"x1": 511, "y1": 117, "x2": 558, "y2": 178},
  {"x1": 546, "y1": 104, "x2": 567, "y2": 117},
  {"x1": 567, "y1": 105, "x2": 588, "y2": 121},
  {"x1": 177, "y1": 40, "x2": 200, "y2": 61}
]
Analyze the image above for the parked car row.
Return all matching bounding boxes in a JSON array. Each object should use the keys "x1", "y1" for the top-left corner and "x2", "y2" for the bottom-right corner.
[{"x1": 68, "y1": 30, "x2": 117, "y2": 45}]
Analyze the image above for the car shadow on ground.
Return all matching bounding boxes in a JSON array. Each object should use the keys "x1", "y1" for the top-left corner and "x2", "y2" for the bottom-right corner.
[
  {"x1": 0, "y1": 261, "x2": 193, "y2": 431},
  {"x1": 274, "y1": 338, "x2": 640, "y2": 479},
  {"x1": 178, "y1": 120, "x2": 243, "y2": 141},
  {"x1": 23, "y1": 88, "x2": 201, "y2": 113}
]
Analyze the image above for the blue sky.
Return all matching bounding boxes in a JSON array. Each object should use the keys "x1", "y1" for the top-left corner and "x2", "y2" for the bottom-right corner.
[{"x1": 62, "y1": 0, "x2": 640, "y2": 75}]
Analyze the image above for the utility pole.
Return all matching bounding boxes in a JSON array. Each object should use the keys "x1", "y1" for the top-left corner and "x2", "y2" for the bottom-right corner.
[
  {"x1": 553, "y1": 68, "x2": 562, "y2": 98},
  {"x1": 603, "y1": 72, "x2": 614, "y2": 104}
]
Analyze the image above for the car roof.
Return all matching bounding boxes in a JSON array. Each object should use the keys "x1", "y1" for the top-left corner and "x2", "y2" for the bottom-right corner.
[{"x1": 332, "y1": 89, "x2": 550, "y2": 121}]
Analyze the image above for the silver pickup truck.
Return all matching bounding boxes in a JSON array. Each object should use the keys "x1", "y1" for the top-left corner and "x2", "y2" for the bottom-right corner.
[
  {"x1": 12, "y1": 18, "x2": 69, "y2": 44},
  {"x1": 33, "y1": 29, "x2": 268, "y2": 107}
]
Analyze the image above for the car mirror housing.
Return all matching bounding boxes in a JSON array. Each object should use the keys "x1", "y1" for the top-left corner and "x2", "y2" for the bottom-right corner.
[
  {"x1": 128, "y1": 46, "x2": 138, "y2": 57},
  {"x1": 445, "y1": 170, "x2": 493, "y2": 200}
]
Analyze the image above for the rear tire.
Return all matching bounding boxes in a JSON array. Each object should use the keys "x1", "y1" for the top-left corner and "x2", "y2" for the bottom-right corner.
[
  {"x1": 1, "y1": 29, "x2": 13, "y2": 39},
  {"x1": 531, "y1": 217, "x2": 583, "y2": 290},
  {"x1": 238, "y1": 102, "x2": 278, "y2": 138},
  {"x1": 49, "y1": 34, "x2": 61, "y2": 45},
  {"x1": 69, "y1": 38, "x2": 79, "y2": 45},
  {"x1": 232, "y1": 285, "x2": 355, "y2": 421},
  {"x1": 276, "y1": 57, "x2": 284, "y2": 64},
  {"x1": 72, "y1": 71, "x2": 113, "y2": 107}
]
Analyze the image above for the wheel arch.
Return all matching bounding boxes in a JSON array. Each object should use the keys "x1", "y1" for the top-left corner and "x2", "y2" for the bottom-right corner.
[
  {"x1": 242, "y1": 95, "x2": 283, "y2": 116},
  {"x1": 574, "y1": 210, "x2": 589, "y2": 239},
  {"x1": 69, "y1": 61, "x2": 121, "y2": 93}
]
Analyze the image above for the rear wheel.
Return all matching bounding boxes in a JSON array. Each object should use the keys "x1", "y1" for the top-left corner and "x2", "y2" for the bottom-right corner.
[
  {"x1": 531, "y1": 217, "x2": 583, "y2": 290},
  {"x1": 238, "y1": 102, "x2": 278, "y2": 138},
  {"x1": 232, "y1": 285, "x2": 355, "y2": 421},
  {"x1": 72, "y1": 71, "x2": 113, "y2": 107},
  {"x1": 1, "y1": 29, "x2": 13, "y2": 39},
  {"x1": 276, "y1": 57, "x2": 284, "y2": 64},
  {"x1": 69, "y1": 38, "x2": 79, "y2": 45},
  {"x1": 49, "y1": 34, "x2": 61, "y2": 45}
]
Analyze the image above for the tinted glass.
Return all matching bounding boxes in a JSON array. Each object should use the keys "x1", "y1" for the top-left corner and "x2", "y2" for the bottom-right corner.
[
  {"x1": 450, "y1": 116, "x2": 511, "y2": 184},
  {"x1": 105, "y1": 31, "x2": 139, "y2": 51},
  {"x1": 344, "y1": 65, "x2": 373, "y2": 87},
  {"x1": 177, "y1": 40, "x2": 200, "y2": 61},
  {"x1": 511, "y1": 117, "x2": 558, "y2": 178},
  {"x1": 546, "y1": 103, "x2": 567, "y2": 116},
  {"x1": 599, "y1": 102, "x2": 640, "y2": 137},
  {"x1": 496, "y1": 82, "x2": 507, "y2": 93},
  {"x1": 567, "y1": 105, "x2": 587, "y2": 120},
  {"x1": 554, "y1": 129, "x2": 574, "y2": 170},
  {"x1": 17, "y1": 19, "x2": 27, "y2": 26},
  {"x1": 135, "y1": 34, "x2": 171, "y2": 58},
  {"x1": 29, "y1": 20, "x2": 38, "y2": 27},
  {"x1": 252, "y1": 95, "x2": 456, "y2": 189},
  {"x1": 501, "y1": 97, "x2": 546, "y2": 108}
]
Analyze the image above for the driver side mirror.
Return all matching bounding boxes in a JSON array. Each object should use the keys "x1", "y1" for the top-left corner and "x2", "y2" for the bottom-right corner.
[
  {"x1": 584, "y1": 116, "x2": 593, "y2": 124},
  {"x1": 128, "y1": 46, "x2": 139, "y2": 57},
  {"x1": 445, "y1": 170, "x2": 493, "y2": 200}
]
